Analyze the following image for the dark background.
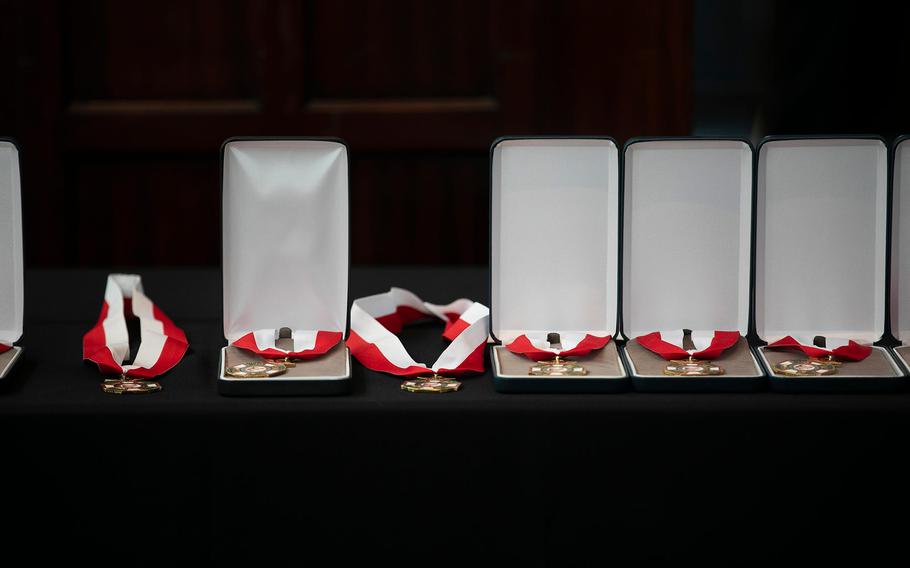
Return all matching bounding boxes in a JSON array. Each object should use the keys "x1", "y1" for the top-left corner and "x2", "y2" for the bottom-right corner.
[{"x1": 2, "y1": 0, "x2": 909, "y2": 267}]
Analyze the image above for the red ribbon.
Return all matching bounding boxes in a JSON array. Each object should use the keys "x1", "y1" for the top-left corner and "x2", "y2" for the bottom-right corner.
[
  {"x1": 636, "y1": 330, "x2": 740, "y2": 361},
  {"x1": 346, "y1": 288, "x2": 490, "y2": 378},
  {"x1": 505, "y1": 334, "x2": 612, "y2": 361},
  {"x1": 766, "y1": 336, "x2": 872, "y2": 362},
  {"x1": 82, "y1": 276, "x2": 189, "y2": 379},
  {"x1": 231, "y1": 330, "x2": 343, "y2": 360}
]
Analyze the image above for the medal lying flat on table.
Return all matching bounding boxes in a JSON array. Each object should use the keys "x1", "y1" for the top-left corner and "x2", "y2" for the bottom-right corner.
[
  {"x1": 400, "y1": 374, "x2": 462, "y2": 393},
  {"x1": 529, "y1": 356, "x2": 589, "y2": 377},
  {"x1": 773, "y1": 359, "x2": 838, "y2": 376},
  {"x1": 663, "y1": 356, "x2": 724, "y2": 377},
  {"x1": 225, "y1": 361, "x2": 288, "y2": 379},
  {"x1": 101, "y1": 376, "x2": 163, "y2": 394}
]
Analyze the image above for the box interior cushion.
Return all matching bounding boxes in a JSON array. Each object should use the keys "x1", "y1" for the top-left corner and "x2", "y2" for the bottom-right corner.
[
  {"x1": 755, "y1": 138, "x2": 887, "y2": 343},
  {"x1": 892, "y1": 138, "x2": 910, "y2": 342},
  {"x1": 493, "y1": 341, "x2": 623, "y2": 377},
  {"x1": 625, "y1": 336, "x2": 761, "y2": 377},
  {"x1": 760, "y1": 346, "x2": 899, "y2": 377},
  {"x1": 491, "y1": 138, "x2": 619, "y2": 343},
  {"x1": 223, "y1": 342, "x2": 348, "y2": 380},
  {"x1": 622, "y1": 139, "x2": 751, "y2": 336},
  {"x1": 0, "y1": 141, "x2": 23, "y2": 344}
]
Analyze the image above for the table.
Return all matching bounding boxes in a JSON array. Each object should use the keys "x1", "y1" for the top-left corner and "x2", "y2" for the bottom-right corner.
[{"x1": 2, "y1": 268, "x2": 908, "y2": 565}]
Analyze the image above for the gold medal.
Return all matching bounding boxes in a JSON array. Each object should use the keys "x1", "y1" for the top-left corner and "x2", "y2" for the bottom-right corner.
[
  {"x1": 663, "y1": 356, "x2": 724, "y2": 377},
  {"x1": 773, "y1": 359, "x2": 838, "y2": 376},
  {"x1": 101, "y1": 376, "x2": 162, "y2": 394},
  {"x1": 528, "y1": 356, "x2": 588, "y2": 377},
  {"x1": 225, "y1": 361, "x2": 287, "y2": 378},
  {"x1": 809, "y1": 355, "x2": 841, "y2": 367},
  {"x1": 271, "y1": 356, "x2": 297, "y2": 368},
  {"x1": 401, "y1": 374, "x2": 462, "y2": 393}
]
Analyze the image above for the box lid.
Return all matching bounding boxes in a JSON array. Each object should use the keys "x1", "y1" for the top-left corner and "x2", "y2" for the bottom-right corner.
[
  {"x1": 621, "y1": 138, "x2": 753, "y2": 338},
  {"x1": 222, "y1": 138, "x2": 349, "y2": 342},
  {"x1": 0, "y1": 140, "x2": 23, "y2": 345},
  {"x1": 490, "y1": 137, "x2": 619, "y2": 343},
  {"x1": 755, "y1": 136, "x2": 888, "y2": 343},
  {"x1": 891, "y1": 136, "x2": 910, "y2": 343}
]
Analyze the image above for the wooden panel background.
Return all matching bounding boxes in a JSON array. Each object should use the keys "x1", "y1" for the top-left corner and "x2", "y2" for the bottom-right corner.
[{"x1": 2, "y1": 0, "x2": 692, "y2": 266}]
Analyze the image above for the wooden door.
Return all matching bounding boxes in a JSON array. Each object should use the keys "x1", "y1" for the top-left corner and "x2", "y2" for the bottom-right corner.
[{"x1": 2, "y1": 0, "x2": 691, "y2": 266}]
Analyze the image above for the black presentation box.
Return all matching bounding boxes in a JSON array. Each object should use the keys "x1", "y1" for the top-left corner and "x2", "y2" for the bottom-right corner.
[
  {"x1": 888, "y1": 135, "x2": 910, "y2": 377},
  {"x1": 218, "y1": 137, "x2": 352, "y2": 396},
  {"x1": 619, "y1": 137, "x2": 765, "y2": 392},
  {"x1": 489, "y1": 136, "x2": 629, "y2": 393},
  {"x1": 753, "y1": 136, "x2": 904, "y2": 392},
  {"x1": 0, "y1": 138, "x2": 24, "y2": 380}
]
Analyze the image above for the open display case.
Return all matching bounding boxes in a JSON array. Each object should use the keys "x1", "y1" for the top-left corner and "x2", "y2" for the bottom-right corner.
[
  {"x1": 754, "y1": 136, "x2": 903, "y2": 391},
  {"x1": 0, "y1": 139, "x2": 23, "y2": 379},
  {"x1": 219, "y1": 138, "x2": 351, "y2": 395},
  {"x1": 489, "y1": 137, "x2": 628, "y2": 393},
  {"x1": 620, "y1": 138, "x2": 764, "y2": 391}
]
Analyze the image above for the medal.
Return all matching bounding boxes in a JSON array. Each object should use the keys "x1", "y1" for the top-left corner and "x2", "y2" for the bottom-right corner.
[
  {"x1": 506, "y1": 332, "x2": 611, "y2": 375},
  {"x1": 505, "y1": 332, "x2": 609, "y2": 377},
  {"x1": 637, "y1": 330, "x2": 739, "y2": 377},
  {"x1": 400, "y1": 374, "x2": 462, "y2": 393},
  {"x1": 101, "y1": 376, "x2": 163, "y2": 394},
  {"x1": 663, "y1": 356, "x2": 724, "y2": 376},
  {"x1": 225, "y1": 361, "x2": 287, "y2": 378},
  {"x1": 270, "y1": 356, "x2": 297, "y2": 368},
  {"x1": 773, "y1": 359, "x2": 838, "y2": 376},
  {"x1": 348, "y1": 288, "x2": 489, "y2": 392},
  {"x1": 528, "y1": 356, "x2": 589, "y2": 376}
]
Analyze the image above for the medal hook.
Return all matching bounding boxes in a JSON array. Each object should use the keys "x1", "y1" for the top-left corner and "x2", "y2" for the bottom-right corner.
[
  {"x1": 682, "y1": 329, "x2": 697, "y2": 362},
  {"x1": 547, "y1": 332, "x2": 562, "y2": 361},
  {"x1": 276, "y1": 327, "x2": 294, "y2": 361}
]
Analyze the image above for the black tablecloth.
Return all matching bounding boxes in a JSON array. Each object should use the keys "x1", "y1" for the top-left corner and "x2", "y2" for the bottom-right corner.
[{"x1": 2, "y1": 268, "x2": 909, "y2": 566}]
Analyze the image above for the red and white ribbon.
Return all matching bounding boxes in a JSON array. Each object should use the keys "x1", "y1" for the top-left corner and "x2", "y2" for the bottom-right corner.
[
  {"x1": 636, "y1": 330, "x2": 740, "y2": 360},
  {"x1": 347, "y1": 287, "x2": 489, "y2": 377},
  {"x1": 82, "y1": 274, "x2": 189, "y2": 379},
  {"x1": 506, "y1": 332, "x2": 611, "y2": 361},
  {"x1": 767, "y1": 335, "x2": 872, "y2": 362},
  {"x1": 231, "y1": 329, "x2": 342, "y2": 360}
]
